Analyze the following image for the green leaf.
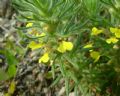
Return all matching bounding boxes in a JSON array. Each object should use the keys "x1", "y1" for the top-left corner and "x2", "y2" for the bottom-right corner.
[
  {"x1": 45, "y1": 71, "x2": 53, "y2": 79},
  {"x1": 7, "y1": 65, "x2": 17, "y2": 78},
  {"x1": 67, "y1": 71, "x2": 78, "y2": 84},
  {"x1": 50, "y1": 74, "x2": 62, "y2": 88},
  {"x1": 74, "y1": 85, "x2": 78, "y2": 96},
  {"x1": 65, "y1": 78, "x2": 69, "y2": 96},
  {"x1": 5, "y1": 49, "x2": 18, "y2": 66},
  {"x1": 0, "y1": 69, "x2": 9, "y2": 81}
]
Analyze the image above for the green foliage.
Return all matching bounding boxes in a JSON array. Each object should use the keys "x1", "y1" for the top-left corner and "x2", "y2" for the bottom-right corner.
[
  {"x1": 0, "y1": 69, "x2": 9, "y2": 81},
  {"x1": 12, "y1": 0, "x2": 120, "y2": 96},
  {"x1": 0, "y1": 49, "x2": 18, "y2": 81},
  {"x1": 0, "y1": 33, "x2": 24, "y2": 81}
]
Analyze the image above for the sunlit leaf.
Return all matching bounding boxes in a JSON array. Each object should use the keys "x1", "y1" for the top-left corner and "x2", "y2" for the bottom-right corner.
[
  {"x1": 8, "y1": 81, "x2": 16, "y2": 95},
  {"x1": 90, "y1": 51, "x2": 100, "y2": 62},
  {"x1": 83, "y1": 43, "x2": 93, "y2": 48}
]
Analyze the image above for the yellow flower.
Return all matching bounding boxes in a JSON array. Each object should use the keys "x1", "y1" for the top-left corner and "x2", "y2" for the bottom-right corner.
[
  {"x1": 91, "y1": 27, "x2": 103, "y2": 36},
  {"x1": 36, "y1": 32, "x2": 46, "y2": 37},
  {"x1": 110, "y1": 27, "x2": 120, "y2": 38},
  {"x1": 26, "y1": 22, "x2": 33, "y2": 27},
  {"x1": 28, "y1": 41, "x2": 44, "y2": 50},
  {"x1": 90, "y1": 51, "x2": 100, "y2": 62},
  {"x1": 83, "y1": 43, "x2": 93, "y2": 48},
  {"x1": 39, "y1": 53, "x2": 50, "y2": 63},
  {"x1": 57, "y1": 41, "x2": 73, "y2": 53},
  {"x1": 115, "y1": 31, "x2": 120, "y2": 38},
  {"x1": 110, "y1": 27, "x2": 118, "y2": 33},
  {"x1": 106, "y1": 37, "x2": 118, "y2": 44}
]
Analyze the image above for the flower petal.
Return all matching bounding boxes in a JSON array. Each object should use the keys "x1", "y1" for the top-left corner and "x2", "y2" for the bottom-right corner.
[
  {"x1": 28, "y1": 41, "x2": 44, "y2": 50},
  {"x1": 91, "y1": 27, "x2": 103, "y2": 36},
  {"x1": 63, "y1": 41, "x2": 73, "y2": 51},
  {"x1": 83, "y1": 43, "x2": 93, "y2": 48},
  {"x1": 26, "y1": 23, "x2": 33, "y2": 27},
  {"x1": 115, "y1": 30, "x2": 120, "y2": 38},
  {"x1": 57, "y1": 41, "x2": 73, "y2": 53},
  {"x1": 36, "y1": 32, "x2": 46, "y2": 37},
  {"x1": 39, "y1": 53, "x2": 50, "y2": 63},
  {"x1": 110, "y1": 27, "x2": 118, "y2": 33},
  {"x1": 57, "y1": 42, "x2": 66, "y2": 53},
  {"x1": 106, "y1": 37, "x2": 118, "y2": 44}
]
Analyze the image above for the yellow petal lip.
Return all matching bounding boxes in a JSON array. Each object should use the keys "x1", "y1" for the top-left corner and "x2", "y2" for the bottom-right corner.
[
  {"x1": 28, "y1": 41, "x2": 44, "y2": 50},
  {"x1": 36, "y1": 32, "x2": 46, "y2": 37},
  {"x1": 57, "y1": 41, "x2": 73, "y2": 53},
  {"x1": 90, "y1": 51, "x2": 100, "y2": 62},
  {"x1": 39, "y1": 53, "x2": 50, "y2": 63},
  {"x1": 57, "y1": 43, "x2": 66, "y2": 53},
  {"x1": 26, "y1": 22, "x2": 33, "y2": 27},
  {"x1": 83, "y1": 43, "x2": 93, "y2": 48},
  {"x1": 110, "y1": 27, "x2": 118, "y2": 33},
  {"x1": 115, "y1": 31, "x2": 120, "y2": 38},
  {"x1": 91, "y1": 27, "x2": 103, "y2": 36},
  {"x1": 106, "y1": 37, "x2": 119, "y2": 44},
  {"x1": 63, "y1": 41, "x2": 73, "y2": 51},
  {"x1": 110, "y1": 27, "x2": 120, "y2": 38}
]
